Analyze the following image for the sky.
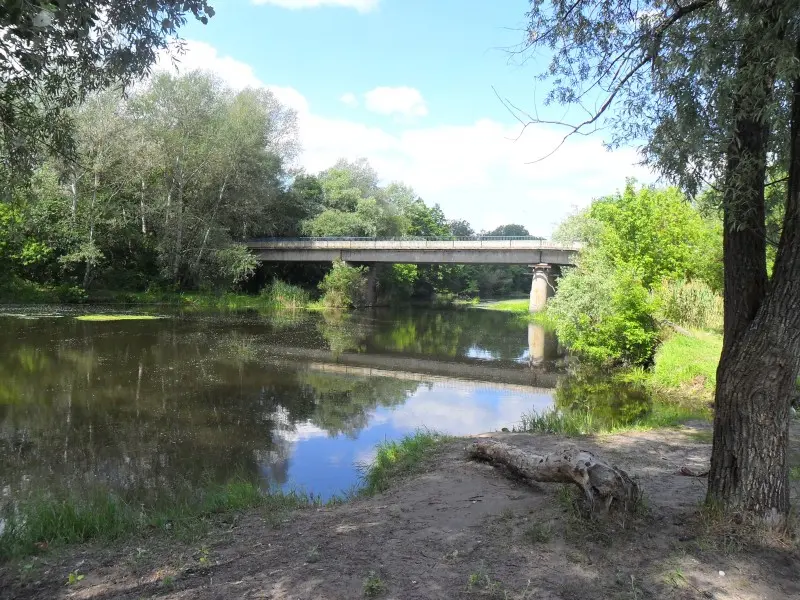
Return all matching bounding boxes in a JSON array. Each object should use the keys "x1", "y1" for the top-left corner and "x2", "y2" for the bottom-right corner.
[{"x1": 163, "y1": 0, "x2": 653, "y2": 237}]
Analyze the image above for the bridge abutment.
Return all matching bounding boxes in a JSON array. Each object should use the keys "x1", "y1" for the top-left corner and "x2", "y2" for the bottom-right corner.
[{"x1": 529, "y1": 263, "x2": 553, "y2": 313}]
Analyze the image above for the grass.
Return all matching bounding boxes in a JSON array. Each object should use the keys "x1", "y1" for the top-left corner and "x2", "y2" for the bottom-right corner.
[
  {"x1": 516, "y1": 399, "x2": 710, "y2": 436},
  {"x1": 363, "y1": 571, "x2": 386, "y2": 597},
  {"x1": 75, "y1": 314, "x2": 162, "y2": 321},
  {"x1": 260, "y1": 280, "x2": 312, "y2": 310},
  {"x1": 650, "y1": 330, "x2": 722, "y2": 395},
  {"x1": 478, "y1": 299, "x2": 530, "y2": 314},
  {"x1": 0, "y1": 481, "x2": 317, "y2": 560},
  {"x1": 85, "y1": 284, "x2": 319, "y2": 313},
  {"x1": 473, "y1": 298, "x2": 561, "y2": 327},
  {"x1": 359, "y1": 431, "x2": 451, "y2": 495},
  {"x1": 523, "y1": 521, "x2": 553, "y2": 544},
  {"x1": 1, "y1": 433, "x2": 450, "y2": 560},
  {"x1": 656, "y1": 279, "x2": 724, "y2": 332}
]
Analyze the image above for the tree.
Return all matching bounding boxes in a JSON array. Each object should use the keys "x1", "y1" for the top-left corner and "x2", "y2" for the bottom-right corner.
[
  {"x1": 567, "y1": 183, "x2": 720, "y2": 290},
  {"x1": 448, "y1": 219, "x2": 474, "y2": 237},
  {"x1": 0, "y1": 1, "x2": 214, "y2": 176},
  {"x1": 520, "y1": 0, "x2": 800, "y2": 523},
  {"x1": 485, "y1": 224, "x2": 531, "y2": 238}
]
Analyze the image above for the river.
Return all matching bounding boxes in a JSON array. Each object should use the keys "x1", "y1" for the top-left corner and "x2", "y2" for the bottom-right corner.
[{"x1": 0, "y1": 306, "x2": 629, "y2": 507}]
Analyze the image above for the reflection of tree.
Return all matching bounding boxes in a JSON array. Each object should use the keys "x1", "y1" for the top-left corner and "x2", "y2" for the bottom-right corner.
[
  {"x1": 297, "y1": 372, "x2": 418, "y2": 438},
  {"x1": 0, "y1": 307, "x2": 536, "y2": 510},
  {"x1": 317, "y1": 311, "x2": 369, "y2": 356},
  {"x1": 367, "y1": 309, "x2": 533, "y2": 362},
  {"x1": 554, "y1": 368, "x2": 651, "y2": 427}
]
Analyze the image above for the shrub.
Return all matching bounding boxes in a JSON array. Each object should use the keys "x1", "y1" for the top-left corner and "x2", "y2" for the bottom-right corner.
[
  {"x1": 546, "y1": 255, "x2": 659, "y2": 366},
  {"x1": 260, "y1": 279, "x2": 310, "y2": 309},
  {"x1": 319, "y1": 259, "x2": 367, "y2": 308},
  {"x1": 654, "y1": 279, "x2": 723, "y2": 332}
]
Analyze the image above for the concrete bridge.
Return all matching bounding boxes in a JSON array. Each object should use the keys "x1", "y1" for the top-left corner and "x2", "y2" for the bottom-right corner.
[{"x1": 245, "y1": 237, "x2": 581, "y2": 312}]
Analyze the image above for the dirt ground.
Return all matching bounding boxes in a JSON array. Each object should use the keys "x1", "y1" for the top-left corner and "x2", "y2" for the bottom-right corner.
[{"x1": 2, "y1": 422, "x2": 799, "y2": 600}]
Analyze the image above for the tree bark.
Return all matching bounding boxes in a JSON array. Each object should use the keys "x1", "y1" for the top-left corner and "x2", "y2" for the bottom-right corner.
[
  {"x1": 707, "y1": 25, "x2": 800, "y2": 525},
  {"x1": 467, "y1": 439, "x2": 640, "y2": 514}
]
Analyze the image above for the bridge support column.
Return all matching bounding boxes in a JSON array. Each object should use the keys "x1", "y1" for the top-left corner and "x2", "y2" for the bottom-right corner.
[
  {"x1": 365, "y1": 263, "x2": 378, "y2": 307},
  {"x1": 529, "y1": 263, "x2": 553, "y2": 313}
]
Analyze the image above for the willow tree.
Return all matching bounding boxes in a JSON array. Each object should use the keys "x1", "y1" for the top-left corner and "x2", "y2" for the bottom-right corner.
[
  {"x1": 0, "y1": 0, "x2": 214, "y2": 178},
  {"x1": 519, "y1": 0, "x2": 800, "y2": 524}
]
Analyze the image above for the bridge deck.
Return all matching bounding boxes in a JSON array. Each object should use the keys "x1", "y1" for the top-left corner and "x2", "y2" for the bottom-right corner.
[{"x1": 246, "y1": 238, "x2": 580, "y2": 265}]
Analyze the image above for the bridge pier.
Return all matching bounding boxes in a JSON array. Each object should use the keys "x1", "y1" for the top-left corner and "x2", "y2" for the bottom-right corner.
[{"x1": 529, "y1": 263, "x2": 553, "y2": 313}]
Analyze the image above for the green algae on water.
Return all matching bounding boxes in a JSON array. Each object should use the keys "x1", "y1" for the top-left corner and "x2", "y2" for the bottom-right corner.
[{"x1": 75, "y1": 314, "x2": 163, "y2": 322}]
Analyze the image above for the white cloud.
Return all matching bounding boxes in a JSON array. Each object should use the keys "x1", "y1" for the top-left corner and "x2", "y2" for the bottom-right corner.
[
  {"x1": 364, "y1": 86, "x2": 428, "y2": 118},
  {"x1": 385, "y1": 385, "x2": 555, "y2": 435},
  {"x1": 158, "y1": 40, "x2": 654, "y2": 235},
  {"x1": 340, "y1": 92, "x2": 359, "y2": 108},
  {"x1": 276, "y1": 421, "x2": 329, "y2": 443},
  {"x1": 252, "y1": 0, "x2": 379, "y2": 12}
]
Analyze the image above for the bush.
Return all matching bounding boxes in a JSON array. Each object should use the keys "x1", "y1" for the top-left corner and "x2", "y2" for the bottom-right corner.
[
  {"x1": 654, "y1": 279, "x2": 723, "y2": 332},
  {"x1": 546, "y1": 255, "x2": 659, "y2": 366},
  {"x1": 260, "y1": 279, "x2": 310, "y2": 309},
  {"x1": 319, "y1": 259, "x2": 367, "y2": 308}
]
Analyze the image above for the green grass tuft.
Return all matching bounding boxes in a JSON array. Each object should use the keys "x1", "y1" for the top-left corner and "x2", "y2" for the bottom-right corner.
[
  {"x1": 516, "y1": 400, "x2": 709, "y2": 436},
  {"x1": 650, "y1": 331, "x2": 722, "y2": 394},
  {"x1": 360, "y1": 431, "x2": 450, "y2": 495},
  {"x1": 0, "y1": 481, "x2": 317, "y2": 560},
  {"x1": 260, "y1": 280, "x2": 312, "y2": 310},
  {"x1": 363, "y1": 571, "x2": 385, "y2": 597},
  {"x1": 477, "y1": 299, "x2": 530, "y2": 314}
]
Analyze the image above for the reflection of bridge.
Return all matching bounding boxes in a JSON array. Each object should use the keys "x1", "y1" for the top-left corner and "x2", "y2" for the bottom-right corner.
[
  {"x1": 245, "y1": 237, "x2": 581, "y2": 312},
  {"x1": 263, "y1": 324, "x2": 561, "y2": 391}
]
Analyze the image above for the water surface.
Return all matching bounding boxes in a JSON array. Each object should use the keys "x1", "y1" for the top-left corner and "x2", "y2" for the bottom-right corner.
[{"x1": 1, "y1": 308, "x2": 570, "y2": 503}]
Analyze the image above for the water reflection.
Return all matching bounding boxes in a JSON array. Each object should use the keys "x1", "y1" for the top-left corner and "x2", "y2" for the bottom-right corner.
[
  {"x1": 0, "y1": 308, "x2": 562, "y2": 502},
  {"x1": 554, "y1": 367, "x2": 652, "y2": 428}
]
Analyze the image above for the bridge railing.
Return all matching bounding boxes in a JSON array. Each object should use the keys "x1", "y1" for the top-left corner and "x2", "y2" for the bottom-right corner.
[{"x1": 250, "y1": 236, "x2": 548, "y2": 242}]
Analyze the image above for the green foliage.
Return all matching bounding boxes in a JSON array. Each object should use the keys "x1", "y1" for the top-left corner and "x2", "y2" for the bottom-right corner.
[
  {"x1": 67, "y1": 570, "x2": 86, "y2": 585},
  {"x1": 360, "y1": 431, "x2": 449, "y2": 495},
  {"x1": 363, "y1": 571, "x2": 386, "y2": 597},
  {"x1": 547, "y1": 182, "x2": 721, "y2": 365},
  {"x1": 547, "y1": 254, "x2": 658, "y2": 366},
  {"x1": 585, "y1": 183, "x2": 720, "y2": 289},
  {"x1": 380, "y1": 264, "x2": 419, "y2": 300},
  {"x1": 214, "y1": 244, "x2": 258, "y2": 285},
  {"x1": 654, "y1": 279, "x2": 723, "y2": 332},
  {"x1": 319, "y1": 260, "x2": 367, "y2": 308},
  {"x1": 260, "y1": 280, "x2": 311, "y2": 310},
  {"x1": 0, "y1": 481, "x2": 315, "y2": 560},
  {"x1": 75, "y1": 314, "x2": 161, "y2": 322},
  {"x1": 0, "y1": 1, "x2": 214, "y2": 176},
  {"x1": 554, "y1": 368, "x2": 653, "y2": 427},
  {"x1": 480, "y1": 299, "x2": 530, "y2": 314}
]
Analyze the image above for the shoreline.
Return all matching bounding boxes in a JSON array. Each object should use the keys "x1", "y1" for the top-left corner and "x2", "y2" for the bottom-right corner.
[{"x1": 3, "y1": 423, "x2": 798, "y2": 599}]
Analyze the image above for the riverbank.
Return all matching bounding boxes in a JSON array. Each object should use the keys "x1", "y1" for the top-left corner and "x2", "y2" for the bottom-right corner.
[{"x1": 3, "y1": 423, "x2": 798, "y2": 600}]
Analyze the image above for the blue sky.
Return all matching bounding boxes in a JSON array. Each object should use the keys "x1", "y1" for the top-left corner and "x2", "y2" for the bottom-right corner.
[{"x1": 167, "y1": 0, "x2": 652, "y2": 235}]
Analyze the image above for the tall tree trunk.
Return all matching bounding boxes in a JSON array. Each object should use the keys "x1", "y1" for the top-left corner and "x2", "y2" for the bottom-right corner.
[
  {"x1": 83, "y1": 171, "x2": 98, "y2": 289},
  {"x1": 70, "y1": 176, "x2": 78, "y2": 221},
  {"x1": 140, "y1": 177, "x2": 147, "y2": 235},
  {"x1": 707, "y1": 27, "x2": 799, "y2": 525},
  {"x1": 193, "y1": 176, "x2": 228, "y2": 275},
  {"x1": 172, "y1": 179, "x2": 183, "y2": 284}
]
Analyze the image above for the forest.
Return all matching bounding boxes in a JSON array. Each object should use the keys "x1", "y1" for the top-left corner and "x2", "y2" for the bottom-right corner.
[{"x1": 0, "y1": 71, "x2": 533, "y2": 304}]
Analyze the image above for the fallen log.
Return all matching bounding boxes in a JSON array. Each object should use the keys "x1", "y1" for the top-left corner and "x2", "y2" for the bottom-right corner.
[{"x1": 466, "y1": 439, "x2": 641, "y2": 514}]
